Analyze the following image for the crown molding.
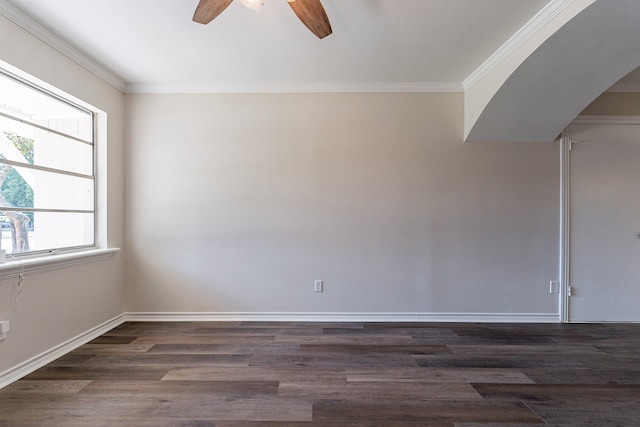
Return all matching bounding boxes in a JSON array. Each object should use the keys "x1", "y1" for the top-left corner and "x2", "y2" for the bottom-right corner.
[
  {"x1": 125, "y1": 81, "x2": 464, "y2": 94},
  {"x1": 0, "y1": 0, "x2": 126, "y2": 92},
  {"x1": 462, "y1": 0, "x2": 577, "y2": 91}
]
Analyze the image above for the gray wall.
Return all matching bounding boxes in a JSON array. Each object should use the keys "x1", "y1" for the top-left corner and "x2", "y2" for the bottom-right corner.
[
  {"x1": 125, "y1": 92, "x2": 559, "y2": 317},
  {"x1": 583, "y1": 92, "x2": 640, "y2": 116},
  {"x1": 0, "y1": 14, "x2": 126, "y2": 375}
]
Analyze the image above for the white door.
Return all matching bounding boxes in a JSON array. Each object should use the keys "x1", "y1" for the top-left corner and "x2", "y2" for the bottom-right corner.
[{"x1": 569, "y1": 123, "x2": 640, "y2": 322}]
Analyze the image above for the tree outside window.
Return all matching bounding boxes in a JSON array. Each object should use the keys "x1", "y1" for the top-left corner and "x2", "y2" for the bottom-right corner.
[{"x1": 0, "y1": 68, "x2": 95, "y2": 255}]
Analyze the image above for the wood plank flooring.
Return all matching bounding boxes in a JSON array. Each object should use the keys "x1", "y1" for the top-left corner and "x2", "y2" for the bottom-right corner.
[{"x1": 1, "y1": 321, "x2": 640, "y2": 426}]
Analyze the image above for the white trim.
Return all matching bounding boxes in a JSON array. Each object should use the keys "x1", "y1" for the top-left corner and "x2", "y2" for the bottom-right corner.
[
  {"x1": 124, "y1": 82, "x2": 464, "y2": 95},
  {"x1": 571, "y1": 115, "x2": 640, "y2": 126},
  {"x1": 0, "y1": 314, "x2": 125, "y2": 389},
  {"x1": 562, "y1": 115, "x2": 640, "y2": 323},
  {"x1": 463, "y1": 0, "x2": 575, "y2": 91},
  {"x1": 559, "y1": 132, "x2": 571, "y2": 323},
  {"x1": 0, "y1": 0, "x2": 126, "y2": 92},
  {"x1": 0, "y1": 248, "x2": 119, "y2": 281},
  {"x1": 124, "y1": 312, "x2": 560, "y2": 323}
]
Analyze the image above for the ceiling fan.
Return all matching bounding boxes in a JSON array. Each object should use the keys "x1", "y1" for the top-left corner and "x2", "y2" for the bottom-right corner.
[{"x1": 192, "y1": 0, "x2": 332, "y2": 39}]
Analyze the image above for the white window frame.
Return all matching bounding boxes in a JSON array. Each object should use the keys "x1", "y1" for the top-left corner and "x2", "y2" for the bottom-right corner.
[{"x1": 0, "y1": 62, "x2": 117, "y2": 275}]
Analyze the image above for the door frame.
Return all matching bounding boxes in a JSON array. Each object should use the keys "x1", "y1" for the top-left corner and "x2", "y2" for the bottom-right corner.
[
  {"x1": 560, "y1": 115, "x2": 640, "y2": 322},
  {"x1": 559, "y1": 130, "x2": 570, "y2": 323}
]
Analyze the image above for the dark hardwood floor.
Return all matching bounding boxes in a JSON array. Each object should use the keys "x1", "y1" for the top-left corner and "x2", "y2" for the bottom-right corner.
[{"x1": 1, "y1": 321, "x2": 640, "y2": 426}]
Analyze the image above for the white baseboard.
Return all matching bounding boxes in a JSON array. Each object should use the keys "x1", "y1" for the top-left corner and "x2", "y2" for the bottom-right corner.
[
  {"x1": 0, "y1": 314, "x2": 126, "y2": 389},
  {"x1": 0, "y1": 311, "x2": 560, "y2": 389},
  {"x1": 124, "y1": 312, "x2": 561, "y2": 323}
]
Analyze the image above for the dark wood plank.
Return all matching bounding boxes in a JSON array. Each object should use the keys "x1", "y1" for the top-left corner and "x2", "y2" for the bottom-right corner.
[
  {"x1": 69, "y1": 343, "x2": 155, "y2": 354},
  {"x1": 323, "y1": 327, "x2": 459, "y2": 337},
  {"x1": 273, "y1": 333, "x2": 415, "y2": 345},
  {"x1": 87, "y1": 335, "x2": 138, "y2": 344},
  {"x1": 193, "y1": 327, "x2": 324, "y2": 336},
  {"x1": 82, "y1": 354, "x2": 250, "y2": 367},
  {"x1": 522, "y1": 367, "x2": 640, "y2": 384},
  {"x1": 80, "y1": 380, "x2": 279, "y2": 398},
  {"x1": 241, "y1": 321, "x2": 364, "y2": 329},
  {"x1": 22, "y1": 366, "x2": 171, "y2": 381},
  {"x1": 526, "y1": 401, "x2": 640, "y2": 425},
  {"x1": 0, "y1": 380, "x2": 92, "y2": 395},
  {"x1": 85, "y1": 396, "x2": 312, "y2": 422},
  {"x1": 0, "y1": 421, "x2": 215, "y2": 427},
  {"x1": 447, "y1": 343, "x2": 603, "y2": 356},
  {"x1": 162, "y1": 366, "x2": 346, "y2": 382},
  {"x1": 147, "y1": 343, "x2": 300, "y2": 354},
  {"x1": 0, "y1": 395, "x2": 102, "y2": 420},
  {"x1": 414, "y1": 354, "x2": 587, "y2": 369},
  {"x1": 311, "y1": 400, "x2": 544, "y2": 424},
  {"x1": 2, "y1": 321, "x2": 640, "y2": 425},
  {"x1": 248, "y1": 352, "x2": 420, "y2": 368},
  {"x1": 346, "y1": 367, "x2": 534, "y2": 384},
  {"x1": 132, "y1": 335, "x2": 276, "y2": 345},
  {"x1": 48, "y1": 353, "x2": 97, "y2": 365},
  {"x1": 299, "y1": 343, "x2": 452, "y2": 355},
  {"x1": 218, "y1": 422, "x2": 452, "y2": 427},
  {"x1": 278, "y1": 380, "x2": 483, "y2": 401},
  {"x1": 472, "y1": 383, "x2": 640, "y2": 402}
]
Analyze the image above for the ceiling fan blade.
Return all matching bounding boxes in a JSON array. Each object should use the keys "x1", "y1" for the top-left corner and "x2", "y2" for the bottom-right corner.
[
  {"x1": 287, "y1": 0, "x2": 332, "y2": 39},
  {"x1": 193, "y1": 0, "x2": 234, "y2": 24}
]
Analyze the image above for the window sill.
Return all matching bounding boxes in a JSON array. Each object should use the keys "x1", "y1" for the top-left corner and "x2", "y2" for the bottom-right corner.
[{"x1": 0, "y1": 248, "x2": 120, "y2": 281}]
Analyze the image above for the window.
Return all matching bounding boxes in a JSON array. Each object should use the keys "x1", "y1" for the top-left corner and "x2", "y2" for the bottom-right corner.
[{"x1": 0, "y1": 68, "x2": 94, "y2": 256}]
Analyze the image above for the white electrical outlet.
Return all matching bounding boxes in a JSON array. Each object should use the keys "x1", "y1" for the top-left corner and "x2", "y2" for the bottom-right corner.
[
  {"x1": 314, "y1": 280, "x2": 323, "y2": 292},
  {"x1": 549, "y1": 281, "x2": 560, "y2": 294}
]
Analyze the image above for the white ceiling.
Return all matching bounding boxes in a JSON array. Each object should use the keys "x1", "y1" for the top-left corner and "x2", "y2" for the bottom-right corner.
[{"x1": 2, "y1": 0, "x2": 555, "y2": 92}]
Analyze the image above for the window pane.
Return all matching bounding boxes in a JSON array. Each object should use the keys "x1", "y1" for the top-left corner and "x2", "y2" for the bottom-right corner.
[
  {"x1": 0, "y1": 66, "x2": 95, "y2": 256},
  {"x1": 33, "y1": 129, "x2": 93, "y2": 176},
  {"x1": 0, "y1": 166, "x2": 93, "y2": 211},
  {"x1": 0, "y1": 211, "x2": 94, "y2": 254},
  {"x1": 0, "y1": 72, "x2": 92, "y2": 142},
  {"x1": 0, "y1": 118, "x2": 93, "y2": 176}
]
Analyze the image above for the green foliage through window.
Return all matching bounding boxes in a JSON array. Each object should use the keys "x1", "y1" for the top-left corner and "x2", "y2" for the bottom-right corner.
[{"x1": 1, "y1": 132, "x2": 35, "y2": 223}]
